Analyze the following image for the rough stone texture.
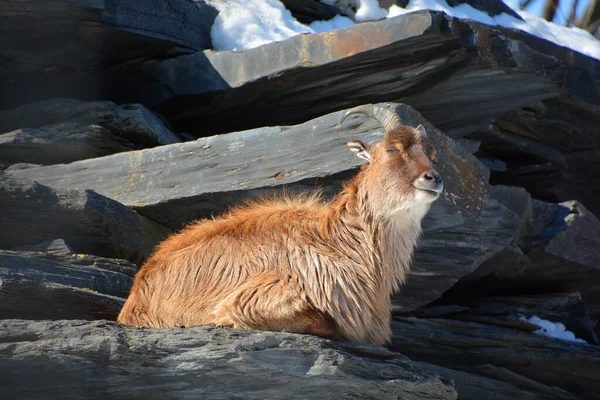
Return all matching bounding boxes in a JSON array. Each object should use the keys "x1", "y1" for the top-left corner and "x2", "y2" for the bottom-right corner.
[
  {"x1": 390, "y1": 317, "x2": 600, "y2": 399},
  {"x1": 529, "y1": 200, "x2": 600, "y2": 269},
  {"x1": 0, "y1": 248, "x2": 132, "y2": 321},
  {"x1": 6, "y1": 103, "x2": 508, "y2": 312},
  {"x1": 410, "y1": 292, "x2": 599, "y2": 345},
  {"x1": 470, "y1": 96, "x2": 600, "y2": 217},
  {"x1": 0, "y1": 123, "x2": 130, "y2": 167},
  {"x1": 489, "y1": 185, "x2": 532, "y2": 241},
  {"x1": 424, "y1": 197, "x2": 600, "y2": 338},
  {"x1": 396, "y1": 198, "x2": 520, "y2": 311},
  {"x1": 0, "y1": 173, "x2": 171, "y2": 264},
  {"x1": 12, "y1": 239, "x2": 138, "y2": 277},
  {"x1": 0, "y1": 319, "x2": 457, "y2": 400},
  {"x1": 0, "y1": 98, "x2": 181, "y2": 149},
  {"x1": 6, "y1": 9, "x2": 593, "y2": 139},
  {"x1": 9, "y1": 103, "x2": 489, "y2": 224},
  {"x1": 157, "y1": 12, "x2": 573, "y2": 139},
  {"x1": 415, "y1": 361, "x2": 578, "y2": 400},
  {"x1": 519, "y1": 200, "x2": 600, "y2": 325},
  {"x1": 1, "y1": 0, "x2": 217, "y2": 109}
]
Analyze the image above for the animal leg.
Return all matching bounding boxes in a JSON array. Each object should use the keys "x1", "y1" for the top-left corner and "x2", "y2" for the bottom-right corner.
[{"x1": 214, "y1": 272, "x2": 337, "y2": 338}]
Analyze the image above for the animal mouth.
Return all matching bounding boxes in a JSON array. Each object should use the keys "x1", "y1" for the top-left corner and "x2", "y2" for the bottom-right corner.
[
  {"x1": 417, "y1": 188, "x2": 442, "y2": 200},
  {"x1": 418, "y1": 187, "x2": 443, "y2": 194}
]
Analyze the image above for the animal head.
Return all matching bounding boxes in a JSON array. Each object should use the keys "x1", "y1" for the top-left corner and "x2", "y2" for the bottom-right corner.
[{"x1": 342, "y1": 104, "x2": 443, "y2": 216}]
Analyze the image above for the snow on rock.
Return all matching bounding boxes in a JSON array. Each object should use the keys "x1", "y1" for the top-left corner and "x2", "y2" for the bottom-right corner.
[
  {"x1": 309, "y1": 15, "x2": 355, "y2": 33},
  {"x1": 354, "y1": 0, "x2": 388, "y2": 22},
  {"x1": 202, "y1": 0, "x2": 599, "y2": 61},
  {"x1": 382, "y1": 0, "x2": 600, "y2": 60},
  {"x1": 203, "y1": 0, "x2": 312, "y2": 51},
  {"x1": 520, "y1": 315, "x2": 588, "y2": 344}
]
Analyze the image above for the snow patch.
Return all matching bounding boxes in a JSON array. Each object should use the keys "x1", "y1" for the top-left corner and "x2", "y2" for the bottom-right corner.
[
  {"x1": 520, "y1": 315, "x2": 587, "y2": 344},
  {"x1": 383, "y1": 0, "x2": 600, "y2": 60},
  {"x1": 310, "y1": 15, "x2": 356, "y2": 33},
  {"x1": 355, "y1": 0, "x2": 388, "y2": 22},
  {"x1": 202, "y1": 0, "x2": 599, "y2": 60},
  {"x1": 203, "y1": 0, "x2": 312, "y2": 51}
]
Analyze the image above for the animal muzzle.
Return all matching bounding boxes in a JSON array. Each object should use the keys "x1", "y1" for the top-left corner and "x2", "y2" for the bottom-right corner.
[{"x1": 414, "y1": 170, "x2": 443, "y2": 193}]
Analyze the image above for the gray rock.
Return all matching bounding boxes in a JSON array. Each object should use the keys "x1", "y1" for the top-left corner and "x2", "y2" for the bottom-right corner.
[
  {"x1": 409, "y1": 292, "x2": 599, "y2": 345},
  {"x1": 0, "y1": 98, "x2": 181, "y2": 148},
  {"x1": 396, "y1": 198, "x2": 521, "y2": 312},
  {"x1": 0, "y1": 249, "x2": 132, "y2": 320},
  {"x1": 7, "y1": 103, "x2": 510, "y2": 311},
  {"x1": 0, "y1": 173, "x2": 171, "y2": 264},
  {"x1": 1, "y1": 0, "x2": 216, "y2": 108},
  {"x1": 490, "y1": 185, "x2": 533, "y2": 241},
  {"x1": 8, "y1": 103, "x2": 489, "y2": 228},
  {"x1": 12, "y1": 239, "x2": 138, "y2": 277},
  {"x1": 390, "y1": 316, "x2": 600, "y2": 399},
  {"x1": 519, "y1": 200, "x2": 600, "y2": 327},
  {"x1": 415, "y1": 361, "x2": 578, "y2": 400},
  {"x1": 158, "y1": 11, "x2": 573, "y2": 138},
  {"x1": 0, "y1": 319, "x2": 457, "y2": 400},
  {"x1": 527, "y1": 200, "x2": 600, "y2": 268},
  {"x1": 0, "y1": 123, "x2": 129, "y2": 167},
  {"x1": 468, "y1": 96, "x2": 600, "y2": 217}
]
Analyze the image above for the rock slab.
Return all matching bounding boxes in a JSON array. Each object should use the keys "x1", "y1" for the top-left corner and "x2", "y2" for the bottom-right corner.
[
  {"x1": 0, "y1": 173, "x2": 171, "y2": 264},
  {"x1": 0, "y1": 319, "x2": 457, "y2": 400}
]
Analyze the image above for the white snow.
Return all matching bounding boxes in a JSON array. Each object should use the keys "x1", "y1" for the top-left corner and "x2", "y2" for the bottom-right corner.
[
  {"x1": 381, "y1": 0, "x2": 600, "y2": 60},
  {"x1": 520, "y1": 315, "x2": 587, "y2": 344},
  {"x1": 354, "y1": 0, "x2": 388, "y2": 22},
  {"x1": 309, "y1": 15, "x2": 356, "y2": 33},
  {"x1": 201, "y1": 0, "x2": 599, "y2": 61},
  {"x1": 203, "y1": 0, "x2": 312, "y2": 51}
]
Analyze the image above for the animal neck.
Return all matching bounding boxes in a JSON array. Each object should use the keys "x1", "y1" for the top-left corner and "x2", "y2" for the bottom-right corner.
[{"x1": 330, "y1": 172, "x2": 428, "y2": 295}]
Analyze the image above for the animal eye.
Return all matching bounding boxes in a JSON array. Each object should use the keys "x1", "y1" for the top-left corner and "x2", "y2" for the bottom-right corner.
[{"x1": 386, "y1": 148, "x2": 400, "y2": 153}]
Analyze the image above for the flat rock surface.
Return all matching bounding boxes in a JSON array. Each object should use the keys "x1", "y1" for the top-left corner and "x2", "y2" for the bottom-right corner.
[
  {"x1": 8, "y1": 103, "x2": 489, "y2": 223},
  {"x1": 0, "y1": 319, "x2": 456, "y2": 400}
]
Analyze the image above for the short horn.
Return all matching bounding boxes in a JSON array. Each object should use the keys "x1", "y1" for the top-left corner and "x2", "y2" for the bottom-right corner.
[{"x1": 339, "y1": 104, "x2": 401, "y2": 132}]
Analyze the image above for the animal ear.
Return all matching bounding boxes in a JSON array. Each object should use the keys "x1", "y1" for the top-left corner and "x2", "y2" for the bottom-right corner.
[
  {"x1": 347, "y1": 140, "x2": 373, "y2": 162},
  {"x1": 416, "y1": 124, "x2": 428, "y2": 139}
]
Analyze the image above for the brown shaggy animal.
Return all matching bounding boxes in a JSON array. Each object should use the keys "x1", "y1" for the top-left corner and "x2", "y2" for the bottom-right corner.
[{"x1": 118, "y1": 104, "x2": 443, "y2": 345}]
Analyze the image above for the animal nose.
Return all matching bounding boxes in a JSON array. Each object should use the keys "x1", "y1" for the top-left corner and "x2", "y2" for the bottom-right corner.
[{"x1": 418, "y1": 170, "x2": 443, "y2": 192}]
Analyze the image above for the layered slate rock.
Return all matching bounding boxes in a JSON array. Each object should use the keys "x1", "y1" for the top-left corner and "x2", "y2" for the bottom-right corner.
[
  {"x1": 1, "y1": 0, "x2": 217, "y2": 109},
  {"x1": 157, "y1": 11, "x2": 574, "y2": 138},
  {"x1": 0, "y1": 174, "x2": 171, "y2": 264},
  {"x1": 0, "y1": 123, "x2": 129, "y2": 168},
  {"x1": 9, "y1": 103, "x2": 488, "y2": 224},
  {"x1": 8, "y1": 103, "x2": 504, "y2": 310},
  {"x1": 0, "y1": 247, "x2": 133, "y2": 321},
  {"x1": 390, "y1": 317, "x2": 600, "y2": 399},
  {"x1": 0, "y1": 320, "x2": 457, "y2": 400},
  {"x1": 0, "y1": 98, "x2": 181, "y2": 149},
  {"x1": 409, "y1": 292, "x2": 599, "y2": 345},
  {"x1": 519, "y1": 200, "x2": 600, "y2": 321},
  {"x1": 469, "y1": 96, "x2": 600, "y2": 217},
  {"x1": 397, "y1": 198, "x2": 520, "y2": 311},
  {"x1": 414, "y1": 361, "x2": 579, "y2": 400}
]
